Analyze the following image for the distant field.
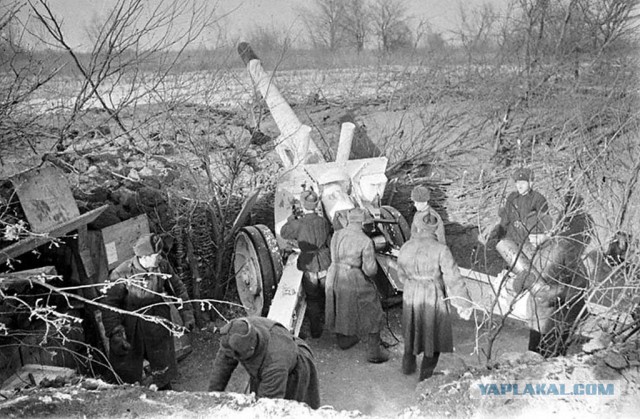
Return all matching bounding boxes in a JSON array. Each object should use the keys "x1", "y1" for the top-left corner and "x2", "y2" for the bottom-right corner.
[{"x1": 20, "y1": 65, "x2": 420, "y2": 113}]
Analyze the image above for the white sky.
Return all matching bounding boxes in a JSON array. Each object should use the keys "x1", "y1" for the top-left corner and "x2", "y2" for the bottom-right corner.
[{"x1": 17, "y1": 0, "x2": 510, "y2": 51}]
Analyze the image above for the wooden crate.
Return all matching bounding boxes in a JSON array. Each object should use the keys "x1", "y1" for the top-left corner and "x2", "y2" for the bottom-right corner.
[
  {"x1": 1, "y1": 163, "x2": 107, "y2": 266},
  {"x1": 11, "y1": 165, "x2": 79, "y2": 234},
  {"x1": 101, "y1": 214, "x2": 150, "y2": 270}
]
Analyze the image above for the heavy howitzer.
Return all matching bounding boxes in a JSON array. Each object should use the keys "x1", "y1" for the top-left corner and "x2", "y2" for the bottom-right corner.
[
  {"x1": 231, "y1": 43, "x2": 629, "y2": 336},
  {"x1": 232, "y1": 43, "x2": 410, "y2": 335}
]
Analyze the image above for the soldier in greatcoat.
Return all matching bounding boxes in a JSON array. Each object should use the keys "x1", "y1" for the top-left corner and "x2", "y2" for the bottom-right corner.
[
  {"x1": 398, "y1": 212, "x2": 473, "y2": 380},
  {"x1": 208, "y1": 317, "x2": 320, "y2": 409},
  {"x1": 325, "y1": 208, "x2": 389, "y2": 363}
]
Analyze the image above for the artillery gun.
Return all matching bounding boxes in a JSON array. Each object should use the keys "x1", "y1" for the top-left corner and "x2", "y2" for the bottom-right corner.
[
  {"x1": 232, "y1": 43, "x2": 410, "y2": 335},
  {"x1": 231, "y1": 43, "x2": 630, "y2": 341}
]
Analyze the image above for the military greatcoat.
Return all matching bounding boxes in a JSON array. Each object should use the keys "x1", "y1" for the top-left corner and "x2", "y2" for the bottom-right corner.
[
  {"x1": 325, "y1": 223, "x2": 383, "y2": 337},
  {"x1": 208, "y1": 317, "x2": 320, "y2": 409},
  {"x1": 398, "y1": 230, "x2": 472, "y2": 357}
]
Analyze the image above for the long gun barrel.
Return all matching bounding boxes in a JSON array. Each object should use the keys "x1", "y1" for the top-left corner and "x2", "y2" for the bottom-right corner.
[{"x1": 238, "y1": 42, "x2": 325, "y2": 168}]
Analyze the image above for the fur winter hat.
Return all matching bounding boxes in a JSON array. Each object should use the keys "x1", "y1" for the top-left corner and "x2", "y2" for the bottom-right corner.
[
  {"x1": 412, "y1": 212, "x2": 439, "y2": 233},
  {"x1": 411, "y1": 185, "x2": 431, "y2": 203},
  {"x1": 513, "y1": 168, "x2": 534, "y2": 182},
  {"x1": 133, "y1": 234, "x2": 163, "y2": 256},
  {"x1": 301, "y1": 190, "x2": 319, "y2": 210},
  {"x1": 347, "y1": 208, "x2": 366, "y2": 223},
  {"x1": 220, "y1": 318, "x2": 258, "y2": 360}
]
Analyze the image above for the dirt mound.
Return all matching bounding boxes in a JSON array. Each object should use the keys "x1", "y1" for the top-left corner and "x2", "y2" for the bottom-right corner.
[
  {"x1": 0, "y1": 385, "x2": 369, "y2": 419},
  {"x1": 406, "y1": 338, "x2": 640, "y2": 419}
]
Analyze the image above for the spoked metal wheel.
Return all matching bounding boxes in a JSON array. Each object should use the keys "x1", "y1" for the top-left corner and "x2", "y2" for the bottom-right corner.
[
  {"x1": 380, "y1": 205, "x2": 411, "y2": 247},
  {"x1": 234, "y1": 225, "x2": 283, "y2": 317}
]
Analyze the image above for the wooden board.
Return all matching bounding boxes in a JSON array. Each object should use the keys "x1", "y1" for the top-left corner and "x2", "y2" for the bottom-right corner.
[
  {"x1": 0, "y1": 266, "x2": 57, "y2": 290},
  {"x1": 11, "y1": 164, "x2": 79, "y2": 234},
  {"x1": 101, "y1": 214, "x2": 150, "y2": 270},
  {"x1": 231, "y1": 189, "x2": 260, "y2": 234},
  {"x1": 0, "y1": 205, "x2": 108, "y2": 266},
  {"x1": 266, "y1": 253, "x2": 306, "y2": 336},
  {"x1": 168, "y1": 304, "x2": 192, "y2": 362}
]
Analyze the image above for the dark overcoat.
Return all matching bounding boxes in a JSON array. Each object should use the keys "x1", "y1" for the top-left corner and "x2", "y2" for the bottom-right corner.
[
  {"x1": 208, "y1": 317, "x2": 320, "y2": 409},
  {"x1": 398, "y1": 230, "x2": 472, "y2": 357},
  {"x1": 101, "y1": 257, "x2": 193, "y2": 387},
  {"x1": 280, "y1": 212, "x2": 332, "y2": 273},
  {"x1": 325, "y1": 223, "x2": 383, "y2": 337},
  {"x1": 498, "y1": 190, "x2": 552, "y2": 245}
]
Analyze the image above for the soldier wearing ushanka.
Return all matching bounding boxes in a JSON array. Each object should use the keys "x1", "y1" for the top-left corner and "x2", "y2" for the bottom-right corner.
[{"x1": 281, "y1": 189, "x2": 333, "y2": 338}]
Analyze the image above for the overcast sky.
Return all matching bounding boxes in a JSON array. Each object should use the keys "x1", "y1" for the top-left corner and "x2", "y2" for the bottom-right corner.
[{"x1": 20, "y1": 0, "x2": 509, "y2": 51}]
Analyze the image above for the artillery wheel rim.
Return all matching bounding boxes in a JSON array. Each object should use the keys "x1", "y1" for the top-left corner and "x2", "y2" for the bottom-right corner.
[
  {"x1": 254, "y1": 224, "x2": 283, "y2": 285},
  {"x1": 234, "y1": 226, "x2": 278, "y2": 317}
]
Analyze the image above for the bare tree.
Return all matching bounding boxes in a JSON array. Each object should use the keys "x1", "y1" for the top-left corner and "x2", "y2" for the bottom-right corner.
[
  {"x1": 342, "y1": 0, "x2": 370, "y2": 53},
  {"x1": 454, "y1": 2, "x2": 499, "y2": 64},
  {"x1": 300, "y1": 0, "x2": 345, "y2": 51},
  {"x1": 245, "y1": 24, "x2": 292, "y2": 55},
  {"x1": 0, "y1": 1, "x2": 61, "y2": 168},
  {"x1": 27, "y1": 0, "x2": 219, "y2": 150},
  {"x1": 369, "y1": 0, "x2": 412, "y2": 52}
]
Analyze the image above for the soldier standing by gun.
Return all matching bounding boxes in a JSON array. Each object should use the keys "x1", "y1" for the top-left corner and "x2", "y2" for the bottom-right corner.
[
  {"x1": 486, "y1": 167, "x2": 555, "y2": 354},
  {"x1": 487, "y1": 167, "x2": 553, "y2": 254},
  {"x1": 281, "y1": 189, "x2": 333, "y2": 338},
  {"x1": 399, "y1": 213, "x2": 473, "y2": 380},
  {"x1": 325, "y1": 208, "x2": 389, "y2": 363}
]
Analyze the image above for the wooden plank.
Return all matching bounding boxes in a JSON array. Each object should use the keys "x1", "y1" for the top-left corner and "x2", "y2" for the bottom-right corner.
[
  {"x1": 101, "y1": 214, "x2": 150, "y2": 270},
  {"x1": 169, "y1": 304, "x2": 192, "y2": 362},
  {"x1": 0, "y1": 344, "x2": 23, "y2": 392},
  {"x1": 231, "y1": 189, "x2": 260, "y2": 234},
  {"x1": 267, "y1": 253, "x2": 306, "y2": 336},
  {"x1": 0, "y1": 205, "x2": 108, "y2": 266},
  {"x1": 11, "y1": 164, "x2": 79, "y2": 234},
  {"x1": 0, "y1": 266, "x2": 57, "y2": 290}
]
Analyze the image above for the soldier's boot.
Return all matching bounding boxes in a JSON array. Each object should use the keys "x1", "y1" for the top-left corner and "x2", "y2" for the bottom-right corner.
[
  {"x1": 336, "y1": 334, "x2": 360, "y2": 350},
  {"x1": 402, "y1": 352, "x2": 417, "y2": 375},
  {"x1": 306, "y1": 299, "x2": 324, "y2": 339},
  {"x1": 528, "y1": 329, "x2": 542, "y2": 353},
  {"x1": 419, "y1": 352, "x2": 440, "y2": 381},
  {"x1": 367, "y1": 333, "x2": 390, "y2": 364}
]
